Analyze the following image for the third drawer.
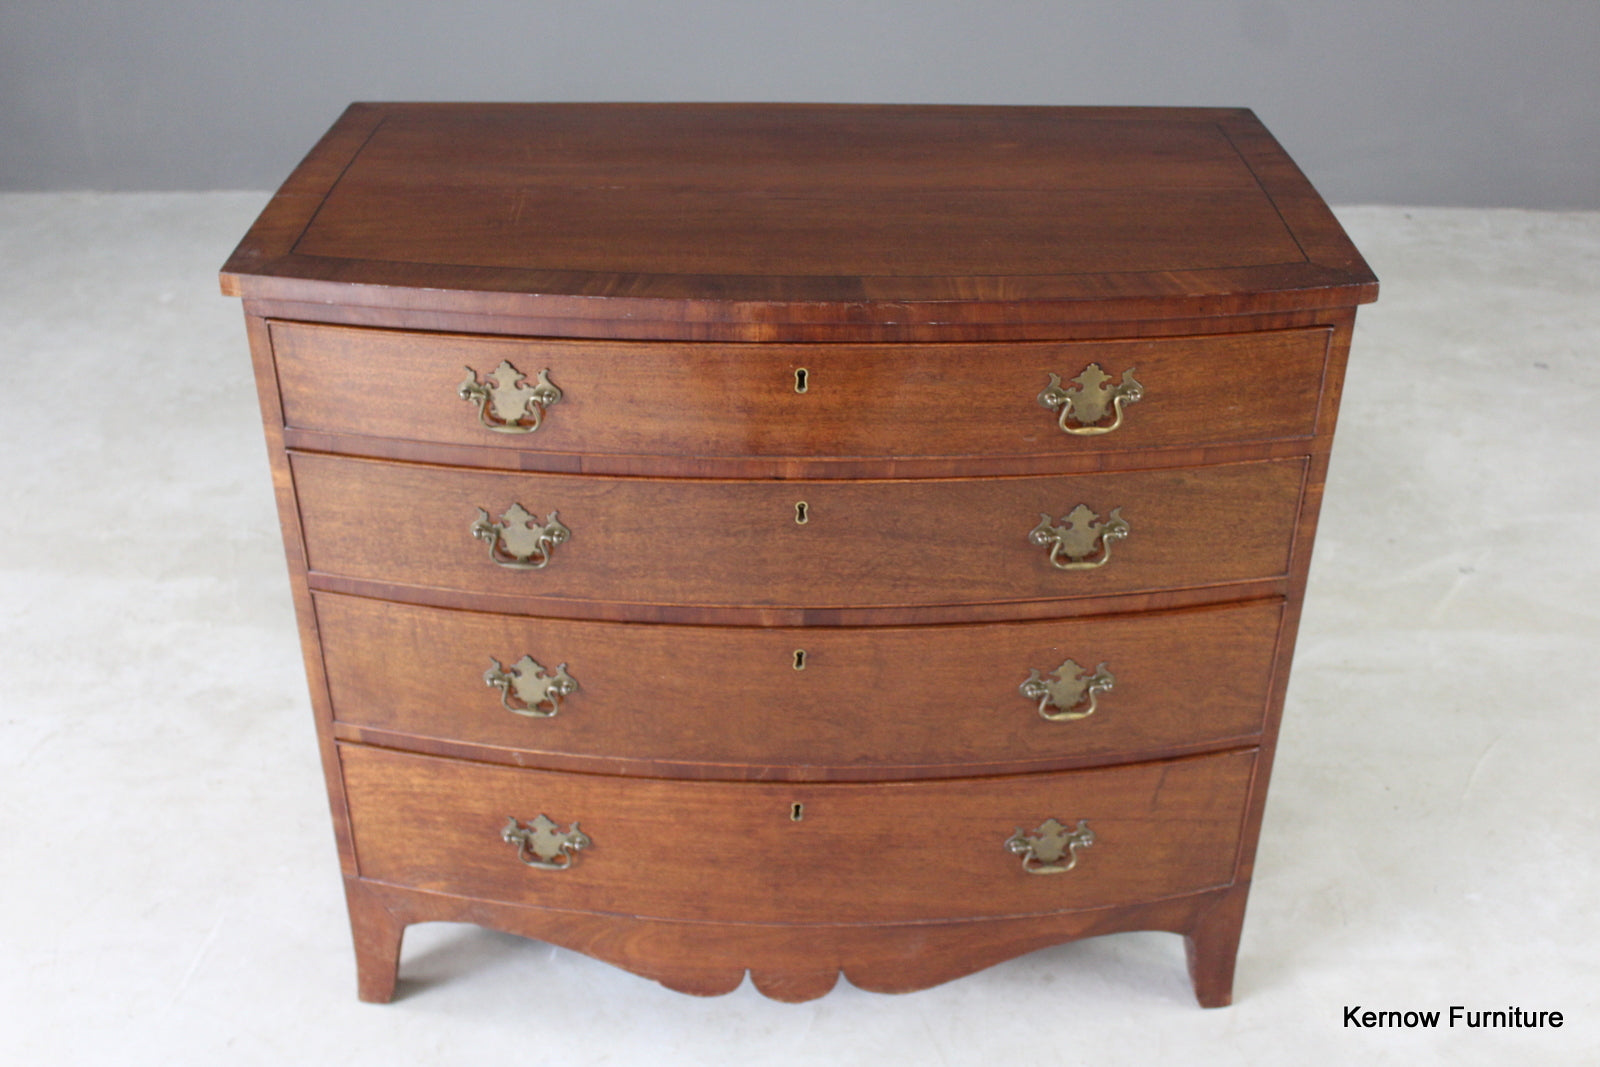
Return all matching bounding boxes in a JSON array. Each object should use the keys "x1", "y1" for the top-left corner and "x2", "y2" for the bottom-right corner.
[{"x1": 317, "y1": 592, "x2": 1284, "y2": 776}]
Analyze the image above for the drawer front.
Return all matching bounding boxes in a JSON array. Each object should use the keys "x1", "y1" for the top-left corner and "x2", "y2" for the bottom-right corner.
[
  {"x1": 341, "y1": 745, "x2": 1254, "y2": 924},
  {"x1": 318, "y1": 592, "x2": 1282, "y2": 773},
  {"x1": 292, "y1": 453, "x2": 1305, "y2": 608},
  {"x1": 272, "y1": 321, "x2": 1330, "y2": 459}
]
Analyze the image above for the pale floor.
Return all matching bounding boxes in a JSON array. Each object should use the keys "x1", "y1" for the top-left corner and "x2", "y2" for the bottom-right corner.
[{"x1": 1, "y1": 196, "x2": 1596, "y2": 1065}]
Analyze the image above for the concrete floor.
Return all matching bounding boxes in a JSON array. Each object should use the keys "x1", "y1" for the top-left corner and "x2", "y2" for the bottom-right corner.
[{"x1": 2, "y1": 195, "x2": 1596, "y2": 1065}]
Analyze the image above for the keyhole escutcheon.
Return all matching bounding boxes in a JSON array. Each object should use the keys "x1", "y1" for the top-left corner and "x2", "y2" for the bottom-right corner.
[
  {"x1": 794, "y1": 501, "x2": 809, "y2": 525},
  {"x1": 794, "y1": 367, "x2": 809, "y2": 393},
  {"x1": 790, "y1": 802, "x2": 804, "y2": 822},
  {"x1": 793, "y1": 649, "x2": 807, "y2": 670}
]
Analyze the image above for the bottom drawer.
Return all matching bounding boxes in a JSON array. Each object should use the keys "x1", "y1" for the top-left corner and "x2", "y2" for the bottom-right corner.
[{"x1": 341, "y1": 745, "x2": 1255, "y2": 925}]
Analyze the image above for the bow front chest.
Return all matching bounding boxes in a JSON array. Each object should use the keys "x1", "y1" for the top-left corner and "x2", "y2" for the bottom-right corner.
[{"x1": 222, "y1": 103, "x2": 1376, "y2": 1005}]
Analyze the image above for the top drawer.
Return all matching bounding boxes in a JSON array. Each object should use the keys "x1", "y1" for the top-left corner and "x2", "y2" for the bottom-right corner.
[{"x1": 270, "y1": 322, "x2": 1331, "y2": 462}]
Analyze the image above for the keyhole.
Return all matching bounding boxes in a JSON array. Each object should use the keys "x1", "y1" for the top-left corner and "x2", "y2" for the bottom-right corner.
[
  {"x1": 793, "y1": 649, "x2": 807, "y2": 670},
  {"x1": 790, "y1": 802, "x2": 804, "y2": 822},
  {"x1": 794, "y1": 501, "x2": 809, "y2": 525},
  {"x1": 794, "y1": 368, "x2": 809, "y2": 394}
]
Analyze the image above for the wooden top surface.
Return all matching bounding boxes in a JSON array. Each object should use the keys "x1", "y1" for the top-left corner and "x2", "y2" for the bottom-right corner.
[{"x1": 221, "y1": 103, "x2": 1376, "y2": 329}]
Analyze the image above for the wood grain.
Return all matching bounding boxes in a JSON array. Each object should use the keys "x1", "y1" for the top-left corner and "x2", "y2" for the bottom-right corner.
[
  {"x1": 221, "y1": 103, "x2": 1377, "y2": 327},
  {"x1": 347, "y1": 877, "x2": 1241, "y2": 1003}
]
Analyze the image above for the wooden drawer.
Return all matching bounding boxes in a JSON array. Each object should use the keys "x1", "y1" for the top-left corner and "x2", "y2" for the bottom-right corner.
[
  {"x1": 317, "y1": 592, "x2": 1282, "y2": 776},
  {"x1": 341, "y1": 744, "x2": 1255, "y2": 925},
  {"x1": 292, "y1": 453, "x2": 1306, "y2": 609},
  {"x1": 272, "y1": 321, "x2": 1331, "y2": 461}
]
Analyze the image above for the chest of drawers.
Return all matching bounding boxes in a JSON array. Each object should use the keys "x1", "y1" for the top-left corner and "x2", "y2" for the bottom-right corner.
[{"x1": 221, "y1": 103, "x2": 1376, "y2": 1006}]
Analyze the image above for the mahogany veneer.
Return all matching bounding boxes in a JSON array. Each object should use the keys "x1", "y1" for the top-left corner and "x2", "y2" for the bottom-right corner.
[{"x1": 222, "y1": 103, "x2": 1376, "y2": 1006}]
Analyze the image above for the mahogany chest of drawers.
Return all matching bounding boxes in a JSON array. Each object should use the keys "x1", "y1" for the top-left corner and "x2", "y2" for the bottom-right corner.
[{"x1": 221, "y1": 103, "x2": 1377, "y2": 1006}]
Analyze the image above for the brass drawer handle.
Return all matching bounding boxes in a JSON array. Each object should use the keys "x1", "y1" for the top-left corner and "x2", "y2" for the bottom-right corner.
[
  {"x1": 1020, "y1": 659, "x2": 1115, "y2": 721},
  {"x1": 1029, "y1": 505, "x2": 1129, "y2": 570},
  {"x1": 484, "y1": 655, "x2": 578, "y2": 718},
  {"x1": 1038, "y1": 363, "x2": 1142, "y2": 435},
  {"x1": 1006, "y1": 818, "x2": 1095, "y2": 875},
  {"x1": 472, "y1": 504, "x2": 570, "y2": 570},
  {"x1": 502, "y1": 815, "x2": 590, "y2": 870},
  {"x1": 458, "y1": 361, "x2": 562, "y2": 433}
]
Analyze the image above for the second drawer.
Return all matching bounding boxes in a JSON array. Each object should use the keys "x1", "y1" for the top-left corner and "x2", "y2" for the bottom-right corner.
[
  {"x1": 318, "y1": 592, "x2": 1283, "y2": 775},
  {"x1": 293, "y1": 453, "x2": 1306, "y2": 610}
]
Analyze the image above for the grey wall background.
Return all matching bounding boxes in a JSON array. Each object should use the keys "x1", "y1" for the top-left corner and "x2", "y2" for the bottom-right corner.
[{"x1": 3, "y1": 0, "x2": 1597, "y2": 207}]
